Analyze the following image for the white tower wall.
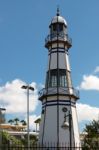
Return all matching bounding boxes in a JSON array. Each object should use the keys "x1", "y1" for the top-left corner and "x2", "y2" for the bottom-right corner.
[
  {"x1": 39, "y1": 96, "x2": 80, "y2": 145},
  {"x1": 47, "y1": 52, "x2": 71, "y2": 70}
]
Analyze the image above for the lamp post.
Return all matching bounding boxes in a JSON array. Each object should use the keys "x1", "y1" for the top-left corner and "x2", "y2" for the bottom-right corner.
[
  {"x1": 61, "y1": 107, "x2": 72, "y2": 149},
  {"x1": 21, "y1": 85, "x2": 34, "y2": 149},
  {"x1": 0, "y1": 108, "x2": 6, "y2": 147}
]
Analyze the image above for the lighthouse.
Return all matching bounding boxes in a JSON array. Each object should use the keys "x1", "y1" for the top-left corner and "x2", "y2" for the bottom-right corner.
[{"x1": 39, "y1": 9, "x2": 81, "y2": 147}]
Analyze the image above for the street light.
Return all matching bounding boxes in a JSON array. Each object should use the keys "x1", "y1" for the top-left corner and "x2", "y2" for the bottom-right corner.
[
  {"x1": 61, "y1": 107, "x2": 72, "y2": 149},
  {"x1": 21, "y1": 85, "x2": 34, "y2": 149},
  {"x1": 0, "y1": 108, "x2": 6, "y2": 147}
]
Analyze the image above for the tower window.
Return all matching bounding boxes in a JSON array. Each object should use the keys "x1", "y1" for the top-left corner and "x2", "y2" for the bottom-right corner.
[
  {"x1": 59, "y1": 70, "x2": 67, "y2": 87},
  {"x1": 51, "y1": 75, "x2": 57, "y2": 87},
  {"x1": 53, "y1": 24, "x2": 57, "y2": 31},
  {"x1": 52, "y1": 24, "x2": 63, "y2": 32},
  {"x1": 58, "y1": 24, "x2": 63, "y2": 32},
  {"x1": 46, "y1": 69, "x2": 68, "y2": 88},
  {"x1": 46, "y1": 70, "x2": 57, "y2": 87},
  {"x1": 49, "y1": 70, "x2": 57, "y2": 87},
  {"x1": 60, "y1": 75, "x2": 67, "y2": 87}
]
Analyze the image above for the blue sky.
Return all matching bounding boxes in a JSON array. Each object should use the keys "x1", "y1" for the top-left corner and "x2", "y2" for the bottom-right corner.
[{"x1": 0, "y1": 0, "x2": 99, "y2": 131}]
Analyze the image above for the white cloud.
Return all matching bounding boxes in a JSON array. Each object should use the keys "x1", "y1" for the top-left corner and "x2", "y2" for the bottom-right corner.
[
  {"x1": 29, "y1": 115, "x2": 37, "y2": 130},
  {"x1": 29, "y1": 103, "x2": 99, "y2": 130},
  {"x1": 24, "y1": 103, "x2": 99, "y2": 130},
  {"x1": 21, "y1": 114, "x2": 41, "y2": 130},
  {"x1": 0, "y1": 79, "x2": 39, "y2": 114},
  {"x1": 29, "y1": 115, "x2": 41, "y2": 130},
  {"x1": 79, "y1": 75, "x2": 99, "y2": 90},
  {"x1": 77, "y1": 103, "x2": 99, "y2": 122},
  {"x1": 94, "y1": 66, "x2": 99, "y2": 73},
  {"x1": 1, "y1": 79, "x2": 99, "y2": 131},
  {"x1": 38, "y1": 83, "x2": 44, "y2": 89}
]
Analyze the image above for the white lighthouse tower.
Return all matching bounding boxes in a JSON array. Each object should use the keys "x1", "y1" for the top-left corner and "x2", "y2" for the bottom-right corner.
[{"x1": 39, "y1": 9, "x2": 80, "y2": 147}]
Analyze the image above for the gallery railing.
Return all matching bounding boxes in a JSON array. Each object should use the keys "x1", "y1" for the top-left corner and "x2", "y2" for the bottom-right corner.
[
  {"x1": 45, "y1": 32, "x2": 72, "y2": 47},
  {"x1": 39, "y1": 87, "x2": 79, "y2": 100}
]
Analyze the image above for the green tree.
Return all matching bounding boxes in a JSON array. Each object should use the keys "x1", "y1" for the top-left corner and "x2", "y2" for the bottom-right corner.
[
  {"x1": 8, "y1": 119, "x2": 14, "y2": 125},
  {"x1": 2, "y1": 131, "x2": 24, "y2": 148},
  {"x1": 82, "y1": 120, "x2": 99, "y2": 150},
  {"x1": 20, "y1": 120, "x2": 27, "y2": 126},
  {"x1": 14, "y1": 118, "x2": 19, "y2": 125}
]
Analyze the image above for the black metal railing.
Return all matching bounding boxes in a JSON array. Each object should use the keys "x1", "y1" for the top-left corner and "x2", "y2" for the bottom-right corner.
[
  {"x1": 0, "y1": 143, "x2": 99, "y2": 150},
  {"x1": 45, "y1": 32, "x2": 72, "y2": 46},
  {"x1": 0, "y1": 143, "x2": 82, "y2": 150},
  {"x1": 1, "y1": 138, "x2": 99, "y2": 150},
  {"x1": 39, "y1": 87, "x2": 79, "y2": 100}
]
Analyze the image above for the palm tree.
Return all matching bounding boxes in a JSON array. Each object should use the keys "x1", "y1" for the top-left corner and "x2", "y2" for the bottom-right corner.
[
  {"x1": 20, "y1": 120, "x2": 27, "y2": 126},
  {"x1": 14, "y1": 118, "x2": 19, "y2": 125},
  {"x1": 8, "y1": 119, "x2": 14, "y2": 125}
]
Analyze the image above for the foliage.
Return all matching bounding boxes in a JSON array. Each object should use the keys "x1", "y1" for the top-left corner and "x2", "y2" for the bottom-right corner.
[
  {"x1": 14, "y1": 118, "x2": 19, "y2": 125},
  {"x1": 8, "y1": 119, "x2": 14, "y2": 125},
  {"x1": 30, "y1": 134, "x2": 38, "y2": 145},
  {"x1": 1, "y1": 130, "x2": 38, "y2": 149},
  {"x1": 21, "y1": 134, "x2": 38, "y2": 146},
  {"x1": 82, "y1": 120, "x2": 99, "y2": 150},
  {"x1": 34, "y1": 118, "x2": 41, "y2": 124},
  {"x1": 1, "y1": 131, "x2": 24, "y2": 149},
  {"x1": 1, "y1": 118, "x2": 38, "y2": 148},
  {"x1": 8, "y1": 118, "x2": 27, "y2": 126},
  {"x1": 20, "y1": 120, "x2": 27, "y2": 126}
]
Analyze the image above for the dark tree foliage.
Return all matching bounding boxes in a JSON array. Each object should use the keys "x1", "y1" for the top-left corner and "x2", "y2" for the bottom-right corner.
[
  {"x1": 20, "y1": 120, "x2": 27, "y2": 126},
  {"x1": 14, "y1": 118, "x2": 19, "y2": 125},
  {"x1": 8, "y1": 119, "x2": 14, "y2": 125},
  {"x1": 82, "y1": 120, "x2": 99, "y2": 150}
]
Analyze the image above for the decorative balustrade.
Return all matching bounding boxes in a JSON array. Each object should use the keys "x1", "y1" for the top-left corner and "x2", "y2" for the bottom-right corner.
[
  {"x1": 45, "y1": 32, "x2": 72, "y2": 47},
  {"x1": 39, "y1": 87, "x2": 79, "y2": 100}
]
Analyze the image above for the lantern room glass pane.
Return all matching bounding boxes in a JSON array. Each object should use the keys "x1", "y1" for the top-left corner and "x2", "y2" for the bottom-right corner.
[
  {"x1": 52, "y1": 24, "x2": 57, "y2": 31},
  {"x1": 60, "y1": 75, "x2": 67, "y2": 87},
  {"x1": 58, "y1": 24, "x2": 63, "y2": 32},
  {"x1": 51, "y1": 75, "x2": 57, "y2": 87},
  {"x1": 52, "y1": 24, "x2": 63, "y2": 32},
  {"x1": 46, "y1": 69, "x2": 68, "y2": 88}
]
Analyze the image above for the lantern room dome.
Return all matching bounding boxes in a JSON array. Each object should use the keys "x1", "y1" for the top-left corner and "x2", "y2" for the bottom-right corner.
[{"x1": 50, "y1": 15, "x2": 67, "y2": 27}]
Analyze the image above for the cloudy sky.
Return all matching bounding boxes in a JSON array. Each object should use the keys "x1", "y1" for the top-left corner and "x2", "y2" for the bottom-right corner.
[{"x1": 0, "y1": 0, "x2": 99, "y2": 131}]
